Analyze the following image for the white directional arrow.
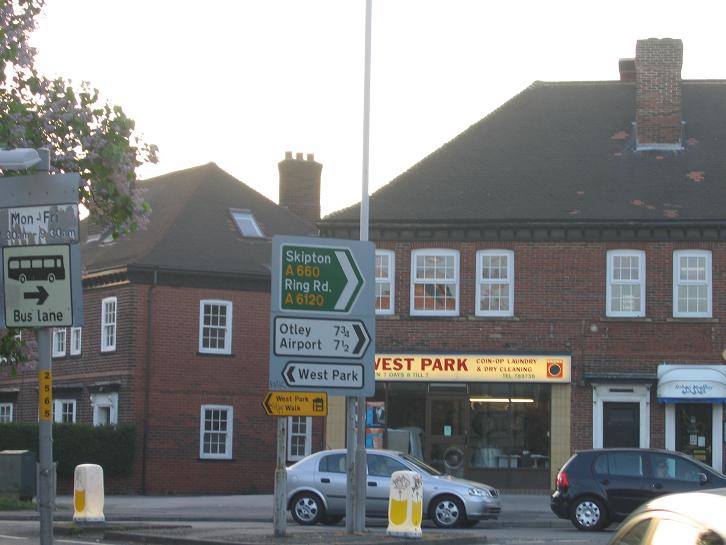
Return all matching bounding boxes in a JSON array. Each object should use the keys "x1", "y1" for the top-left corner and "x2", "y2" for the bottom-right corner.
[
  {"x1": 283, "y1": 362, "x2": 364, "y2": 389},
  {"x1": 274, "y1": 317, "x2": 371, "y2": 358},
  {"x1": 334, "y1": 250, "x2": 358, "y2": 311}
]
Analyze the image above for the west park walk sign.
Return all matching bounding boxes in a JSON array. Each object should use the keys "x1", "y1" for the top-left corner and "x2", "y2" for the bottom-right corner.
[
  {"x1": 0, "y1": 172, "x2": 83, "y2": 328},
  {"x1": 269, "y1": 236, "x2": 375, "y2": 397}
]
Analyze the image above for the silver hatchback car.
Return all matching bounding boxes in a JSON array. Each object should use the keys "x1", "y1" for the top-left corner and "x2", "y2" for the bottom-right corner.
[{"x1": 286, "y1": 448, "x2": 502, "y2": 528}]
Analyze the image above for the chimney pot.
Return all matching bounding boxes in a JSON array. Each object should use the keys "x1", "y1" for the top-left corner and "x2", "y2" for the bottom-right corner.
[
  {"x1": 619, "y1": 58, "x2": 636, "y2": 81},
  {"x1": 307, "y1": 153, "x2": 314, "y2": 161},
  {"x1": 295, "y1": 152, "x2": 303, "y2": 160},
  {"x1": 285, "y1": 151, "x2": 292, "y2": 159}
]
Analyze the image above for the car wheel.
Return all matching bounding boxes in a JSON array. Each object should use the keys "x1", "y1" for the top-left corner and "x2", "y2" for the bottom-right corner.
[
  {"x1": 430, "y1": 494, "x2": 465, "y2": 528},
  {"x1": 290, "y1": 492, "x2": 324, "y2": 525},
  {"x1": 322, "y1": 514, "x2": 343, "y2": 525},
  {"x1": 570, "y1": 496, "x2": 608, "y2": 531}
]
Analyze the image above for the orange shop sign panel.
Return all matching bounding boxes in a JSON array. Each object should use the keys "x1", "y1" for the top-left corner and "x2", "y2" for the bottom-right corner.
[{"x1": 374, "y1": 354, "x2": 571, "y2": 383}]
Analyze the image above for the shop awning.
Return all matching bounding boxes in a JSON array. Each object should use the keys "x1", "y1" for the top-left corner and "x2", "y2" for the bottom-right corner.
[{"x1": 657, "y1": 365, "x2": 726, "y2": 403}]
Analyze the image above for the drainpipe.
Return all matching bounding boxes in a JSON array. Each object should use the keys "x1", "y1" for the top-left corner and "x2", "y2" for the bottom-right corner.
[{"x1": 141, "y1": 268, "x2": 158, "y2": 494}]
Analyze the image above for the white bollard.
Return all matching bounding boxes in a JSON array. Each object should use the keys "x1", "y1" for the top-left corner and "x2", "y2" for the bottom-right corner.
[
  {"x1": 386, "y1": 470, "x2": 423, "y2": 539},
  {"x1": 73, "y1": 464, "x2": 105, "y2": 524}
]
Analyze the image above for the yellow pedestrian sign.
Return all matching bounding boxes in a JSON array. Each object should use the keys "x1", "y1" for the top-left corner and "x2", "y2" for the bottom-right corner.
[{"x1": 263, "y1": 391, "x2": 328, "y2": 417}]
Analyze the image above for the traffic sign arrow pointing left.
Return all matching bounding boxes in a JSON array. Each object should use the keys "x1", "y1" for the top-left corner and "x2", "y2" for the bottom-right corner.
[
  {"x1": 285, "y1": 365, "x2": 296, "y2": 384},
  {"x1": 24, "y1": 286, "x2": 49, "y2": 305}
]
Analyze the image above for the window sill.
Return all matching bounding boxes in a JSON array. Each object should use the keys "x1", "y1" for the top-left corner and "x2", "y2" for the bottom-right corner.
[
  {"x1": 470, "y1": 315, "x2": 519, "y2": 321},
  {"x1": 666, "y1": 317, "x2": 719, "y2": 323},
  {"x1": 197, "y1": 457, "x2": 235, "y2": 462},
  {"x1": 601, "y1": 317, "x2": 652, "y2": 322},
  {"x1": 600, "y1": 317, "x2": 719, "y2": 323},
  {"x1": 196, "y1": 352, "x2": 235, "y2": 358},
  {"x1": 375, "y1": 314, "x2": 401, "y2": 320},
  {"x1": 409, "y1": 314, "x2": 464, "y2": 320}
]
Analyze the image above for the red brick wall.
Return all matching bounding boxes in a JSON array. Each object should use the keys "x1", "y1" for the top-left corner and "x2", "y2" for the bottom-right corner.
[
  {"x1": 375, "y1": 239, "x2": 726, "y2": 458},
  {"x1": 5, "y1": 281, "x2": 325, "y2": 495}
]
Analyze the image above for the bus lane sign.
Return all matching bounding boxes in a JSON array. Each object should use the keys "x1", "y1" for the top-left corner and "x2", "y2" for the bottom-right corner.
[{"x1": 3, "y1": 244, "x2": 73, "y2": 327}]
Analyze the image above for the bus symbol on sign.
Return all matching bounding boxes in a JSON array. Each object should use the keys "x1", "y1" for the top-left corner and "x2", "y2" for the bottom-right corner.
[{"x1": 7, "y1": 255, "x2": 65, "y2": 283}]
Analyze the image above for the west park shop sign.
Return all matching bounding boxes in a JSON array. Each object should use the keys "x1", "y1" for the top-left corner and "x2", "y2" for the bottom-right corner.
[{"x1": 374, "y1": 354, "x2": 571, "y2": 383}]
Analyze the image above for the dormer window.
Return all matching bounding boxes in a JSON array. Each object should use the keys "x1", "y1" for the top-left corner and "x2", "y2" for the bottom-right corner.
[{"x1": 230, "y1": 209, "x2": 263, "y2": 238}]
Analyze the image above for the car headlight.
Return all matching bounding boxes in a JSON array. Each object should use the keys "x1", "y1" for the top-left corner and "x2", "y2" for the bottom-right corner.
[{"x1": 468, "y1": 487, "x2": 491, "y2": 497}]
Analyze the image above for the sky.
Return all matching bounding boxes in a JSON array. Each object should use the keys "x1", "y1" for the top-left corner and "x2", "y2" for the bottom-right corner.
[{"x1": 30, "y1": 0, "x2": 726, "y2": 217}]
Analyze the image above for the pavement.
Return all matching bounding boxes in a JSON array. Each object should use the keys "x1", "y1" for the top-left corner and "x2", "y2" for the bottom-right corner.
[{"x1": 0, "y1": 493, "x2": 567, "y2": 544}]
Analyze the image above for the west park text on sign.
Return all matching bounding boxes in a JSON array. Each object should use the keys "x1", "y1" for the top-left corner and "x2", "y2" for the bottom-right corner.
[
  {"x1": 263, "y1": 391, "x2": 328, "y2": 417},
  {"x1": 374, "y1": 354, "x2": 572, "y2": 383}
]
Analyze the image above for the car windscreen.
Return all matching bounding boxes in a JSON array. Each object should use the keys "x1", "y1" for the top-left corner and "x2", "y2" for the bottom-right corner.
[{"x1": 397, "y1": 453, "x2": 442, "y2": 476}]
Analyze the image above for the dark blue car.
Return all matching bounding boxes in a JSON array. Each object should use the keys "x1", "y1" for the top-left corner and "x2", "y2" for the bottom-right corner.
[{"x1": 550, "y1": 448, "x2": 726, "y2": 531}]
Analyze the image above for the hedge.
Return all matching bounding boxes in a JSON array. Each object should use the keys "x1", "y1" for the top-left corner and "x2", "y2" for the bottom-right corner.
[{"x1": 0, "y1": 423, "x2": 135, "y2": 477}]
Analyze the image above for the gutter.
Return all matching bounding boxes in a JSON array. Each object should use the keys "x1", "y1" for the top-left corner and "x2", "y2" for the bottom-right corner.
[{"x1": 141, "y1": 267, "x2": 158, "y2": 494}]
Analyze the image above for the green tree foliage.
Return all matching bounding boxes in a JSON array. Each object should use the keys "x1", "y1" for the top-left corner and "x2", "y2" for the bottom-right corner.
[{"x1": 0, "y1": 1, "x2": 158, "y2": 366}]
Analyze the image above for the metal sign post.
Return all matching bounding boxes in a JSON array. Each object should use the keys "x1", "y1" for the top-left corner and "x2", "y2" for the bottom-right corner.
[
  {"x1": 355, "y1": 0, "x2": 374, "y2": 533},
  {"x1": 273, "y1": 417, "x2": 287, "y2": 537},
  {"x1": 37, "y1": 329, "x2": 53, "y2": 545},
  {"x1": 0, "y1": 160, "x2": 83, "y2": 545},
  {"x1": 269, "y1": 235, "x2": 375, "y2": 536}
]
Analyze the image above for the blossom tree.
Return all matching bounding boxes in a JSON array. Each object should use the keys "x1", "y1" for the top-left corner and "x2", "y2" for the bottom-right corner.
[{"x1": 0, "y1": 0, "x2": 159, "y2": 367}]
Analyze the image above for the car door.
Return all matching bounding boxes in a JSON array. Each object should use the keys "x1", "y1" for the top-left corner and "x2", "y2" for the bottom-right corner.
[
  {"x1": 646, "y1": 453, "x2": 710, "y2": 500},
  {"x1": 366, "y1": 453, "x2": 411, "y2": 516},
  {"x1": 316, "y1": 453, "x2": 348, "y2": 515},
  {"x1": 594, "y1": 451, "x2": 650, "y2": 518}
]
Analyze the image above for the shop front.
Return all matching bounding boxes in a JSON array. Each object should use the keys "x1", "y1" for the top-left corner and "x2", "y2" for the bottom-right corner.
[
  {"x1": 657, "y1": 364, "x2": 726, "y2": 472},
  {"x1": 370, "y1": 353, "x2": 571, "y2": 491}
]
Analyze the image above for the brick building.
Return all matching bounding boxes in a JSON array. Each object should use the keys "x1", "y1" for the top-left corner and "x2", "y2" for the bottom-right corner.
[
  {"x1": 0, "y1": 155, "x2": 326, "y2": 494},
  {"x1": 321, "y1": 39, "x2": 726, "y2": 491}
]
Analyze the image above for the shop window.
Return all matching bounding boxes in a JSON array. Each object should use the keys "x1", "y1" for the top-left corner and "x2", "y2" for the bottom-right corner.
[
  {"x1": 468, "y1": 383, "x2": 550, "y2": 470},
  {"x1": 673, "y1": 250, "x2": 712, "y2": 318},
  {"x1": 199, "y1": 404, "x2": 233, "y2": 459},
  {"x1": 91, "y1": 392, "x2": 118, "y2": 426},
  {"x1": 52, "y1": 328, "x2": 66, "y2": 358},
  {"x1": 70, "y1": 327, "x2": 82, "y2": 356},
  {"x1": 101, "y1": 297, "x2": 117, "y2": 352},
  {"x1": 53, "y1": 399, "x2": 76, "y2": 423},
  {"x1": 607, "y1": 250, "x2": 645, "y2": 317},
  {"x1": 0, "y1": 402, "x2": 13, "y2": 423},
  {"x1": 476, "y1": 250, "x2": 514, "y2": 317},
  {"x1": 287, "y1": 416, "x2": 311, "y2": 462},
  {"x1": 375, "y1": 250, "x2": 395, "y2": 315},
  {"x1": 199, "y1": 300, "x2": 233, "y2": 355},
  {"x1": 410, "y1": 249, "x2": 459, "y2": 316}
]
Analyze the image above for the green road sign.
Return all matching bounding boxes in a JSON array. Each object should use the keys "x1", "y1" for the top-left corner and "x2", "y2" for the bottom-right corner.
[{"x1": 280, "y1": 244, "x2": 364, "y2": 313}]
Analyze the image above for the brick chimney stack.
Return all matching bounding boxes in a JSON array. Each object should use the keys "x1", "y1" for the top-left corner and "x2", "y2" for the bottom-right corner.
[
  {"x1": 278, "y1": 151, "x2": 322, "y2": 224},
  {"x1": 635, "y1": 38, "x2": 683, "y2": 148},
  {"x1": 618, "y1": 59, "x2": 636, "y2": 82}
]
